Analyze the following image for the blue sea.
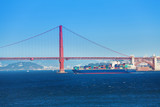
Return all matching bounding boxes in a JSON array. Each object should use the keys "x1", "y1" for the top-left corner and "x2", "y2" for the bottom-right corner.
[{"x1": 0, "y1": 70, "x2": 160, "y2": 107}]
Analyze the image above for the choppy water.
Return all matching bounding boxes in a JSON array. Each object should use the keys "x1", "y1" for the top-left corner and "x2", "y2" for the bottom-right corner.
[{"x1": 0, "y1": 71, "x2": 160, "y2": 107}]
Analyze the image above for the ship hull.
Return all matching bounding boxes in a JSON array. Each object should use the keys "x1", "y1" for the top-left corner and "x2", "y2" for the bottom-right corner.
[{"x1": 73, "y1": 69, "x2": 136, "y2": 74}]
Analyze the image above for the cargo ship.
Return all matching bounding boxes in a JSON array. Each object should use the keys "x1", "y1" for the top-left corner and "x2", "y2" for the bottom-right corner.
[{"x1": 73, "y1": 63, "x2": 136, "y2": 74}]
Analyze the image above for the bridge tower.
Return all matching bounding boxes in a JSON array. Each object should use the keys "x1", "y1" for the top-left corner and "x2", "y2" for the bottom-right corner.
[
  {"x1": 59, "y1": 25, "x2": 65, "y2": 73},
  {"x1": 131, "y1": 55, "x2": 135, "y2": 65},
  {"x1": 153, "y1": 56, "x2": 157, "y2": 71}
]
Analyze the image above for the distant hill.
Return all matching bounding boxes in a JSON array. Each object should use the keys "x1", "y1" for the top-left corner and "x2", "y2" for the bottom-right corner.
[{"x1": 0, "y1": 62, "x2": 43, "y2": 71}]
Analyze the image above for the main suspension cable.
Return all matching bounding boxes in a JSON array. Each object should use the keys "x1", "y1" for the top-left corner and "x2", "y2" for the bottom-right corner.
[
  {"x1": 0, "y1": 26, "x2": 59, "y2": 48},
  {"x1": 63, "y1": 26, "x2": 129, "y2": 57}
]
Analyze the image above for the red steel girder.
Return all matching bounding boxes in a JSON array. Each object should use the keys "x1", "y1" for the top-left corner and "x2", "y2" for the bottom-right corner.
[
  {"x1": 0, "y1": 57, "x2": 159, "y2": 60},
  {"x1": 0, "y1": 57, "x2": 130, "y2": 60}
]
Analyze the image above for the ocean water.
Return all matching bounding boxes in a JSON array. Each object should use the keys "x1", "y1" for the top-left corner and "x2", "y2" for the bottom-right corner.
[{"x1": 0, "y1": 71, "x2": 160, "y2": 107}]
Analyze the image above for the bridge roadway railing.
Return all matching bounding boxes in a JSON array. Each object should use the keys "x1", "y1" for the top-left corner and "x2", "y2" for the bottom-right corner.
[{"x1": 0, "y1": 57, "x2": 159, "y2": 60}]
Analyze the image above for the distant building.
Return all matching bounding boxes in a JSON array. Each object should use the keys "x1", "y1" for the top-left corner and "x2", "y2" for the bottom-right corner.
[{"x1": 43, "y1": 66, "x2": 59, "y2": 70}]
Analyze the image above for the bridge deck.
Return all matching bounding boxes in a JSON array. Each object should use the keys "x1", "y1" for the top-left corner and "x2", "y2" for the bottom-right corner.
[{"x1": 0, "y1": 57, "x2": 159, "y2": 60}]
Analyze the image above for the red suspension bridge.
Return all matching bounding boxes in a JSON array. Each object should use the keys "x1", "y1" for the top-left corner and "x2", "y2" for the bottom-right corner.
[{"x1": 0, "y1": 25, "x2": 159, "y2": 72}]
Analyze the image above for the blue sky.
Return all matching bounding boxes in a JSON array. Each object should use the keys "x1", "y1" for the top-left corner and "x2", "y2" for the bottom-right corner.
[{"x1": 0, "y1": 0, "x2": 160, "y2": 57}]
